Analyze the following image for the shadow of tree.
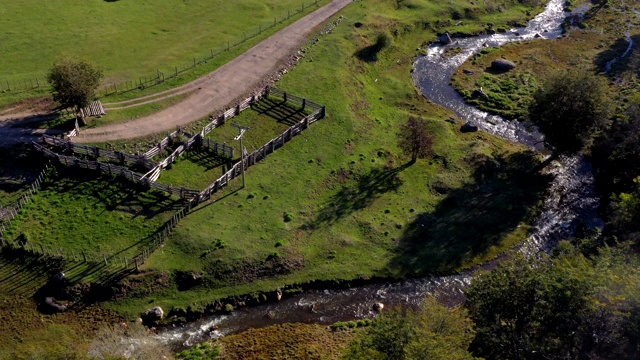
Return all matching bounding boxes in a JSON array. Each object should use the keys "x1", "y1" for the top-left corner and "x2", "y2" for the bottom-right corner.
[
  {"x1": 355, "y1": 33, "x2": 389, "y2": 63},
  {"x1": 594, "y1": 35, "x2": 640, "y2": 76},
  {"x1": 388, "y1": 151, "x2": 552, "y2": 275},
  {"x1": 307, "y1": 164, "x2": 410, "y2": 228}
]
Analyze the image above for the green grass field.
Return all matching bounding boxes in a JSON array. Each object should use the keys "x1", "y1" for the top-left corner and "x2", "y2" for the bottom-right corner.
[
  {"x1": 0, "y1": 0, "x2": 324, "y2": 83},
  {"x1": 101, "y1": 0, "x2": 552, "y2": 314},
  {"x1": 0, "y1": 0, "x2": 552, "y2": 318}
]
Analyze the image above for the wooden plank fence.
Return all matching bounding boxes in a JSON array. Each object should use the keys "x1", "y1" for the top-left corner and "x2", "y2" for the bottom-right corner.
[
  {"x1": 43, "y1": 135, "x2": 157, "y2": 170},
  {"x1": 23, "y1": 87, "x2": 325, "y2": 271},
  {"x1": 33, "y1": 142, "x2": 200, "y2": 200},
  {"x1": 199, "y1": 105, "x2": 324, "y2": 199}
]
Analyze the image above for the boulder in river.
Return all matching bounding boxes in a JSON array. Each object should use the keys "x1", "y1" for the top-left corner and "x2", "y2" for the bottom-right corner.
[
  {"x1": 460, "y1": 122, "x2": 479, "y2": 133},
  {"x1": 141, "y1": 306, "x2": 164, "y2": 324},
  {"x1": 373, "y1": 302, "x2": 384, "y2": 312},
  {"x1": 490, "y1": 58, "x2": 516, "y2": 72},
  {"x1": 438, "y1": 32, "x2": 452, "y2": 44}
]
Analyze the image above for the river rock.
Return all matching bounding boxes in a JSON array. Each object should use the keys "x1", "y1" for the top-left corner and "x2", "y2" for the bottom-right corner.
[
  {"x1": 276, "y1": 288, "x2": 283, "y2": 301},
  {"x1": 472, "y1": 89, "x2": 488, "y2": 99},
  {"x1": 141, "y1": 306, "x2": 164, "y2": 324},
  {"x1": 438, "y1": 32, "x2": 452, "y2": 44},
  {"x1": 373, "y1": 302, "x2": 384, "y2": 312},
  {"x1": 460, "y1": 122, "x2": 479, "y2": 133},
  {"x1": 490, "y1": 58, "x2": 516, "y2": 72},
  {"x1": 463, "y1": 69, "x2": 474, "y2": 75},
  {"x1": 44, "y1": 297, "x2": 67, "y2": 312}
]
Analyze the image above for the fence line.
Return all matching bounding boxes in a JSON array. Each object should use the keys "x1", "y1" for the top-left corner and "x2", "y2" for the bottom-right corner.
[
  {"x1": 33, "y1": 142, "x2": 201, "y2": 200},
  {"x1": 42, "y1": 135, "x2": 157, "y2": 170}
]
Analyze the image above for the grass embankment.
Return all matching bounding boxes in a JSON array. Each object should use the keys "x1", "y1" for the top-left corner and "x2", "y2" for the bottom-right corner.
[
  {"x1": 0, "y1": 249, "x2": 124, "y2": 360},
  {"x1": 217, "y1": 323, "x2": 355, "y2": 359},
  {"x1": 0, "y1": 0, "x2": 329, "y2": 109},
  {"x1": 4, "y1": 166, "x2": 182, "y2": 258},
  {"x1": 451, "y1": 0, "x2": 640, "y2": 118},
  {"x1": 107, "y1": 0, "x2": 551, "y2": 315}
]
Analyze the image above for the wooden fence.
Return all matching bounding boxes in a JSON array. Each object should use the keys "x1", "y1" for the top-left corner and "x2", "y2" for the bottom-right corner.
[
  {"x1": 33, "y1": 142, "x2": 201, "y2": 200},
  {"x1": 199, "y1": 105, "x2": 325, "y2": 199},
  {"x1": 23, "y1": 87, "x2": 325, "y2": 272},
  {"x1": 43, "y1": 135, "x2": 157, "y2": 170}
]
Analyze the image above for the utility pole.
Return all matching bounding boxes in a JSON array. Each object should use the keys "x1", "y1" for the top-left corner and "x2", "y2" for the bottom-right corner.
[{"x1": 232, "y1": 123, "x2": 250, "y2": 188}]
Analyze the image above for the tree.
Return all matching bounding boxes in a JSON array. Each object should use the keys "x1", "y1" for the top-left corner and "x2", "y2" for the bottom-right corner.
[
  {"x1": 528, "y1": 71, "x2": 611, "y2": 156},
  {"x1": 397, "y1": 117, "x2": 434, "y2": 163},
  {"x1": 47, "y1": 57, "x2": 103, "y2": 125},
  {"x1": 466, "y1": 250, "x2": 640, "y2": 359},
  {"x1": 343, "y1": 297, "x2": 477, "y2": 360}
]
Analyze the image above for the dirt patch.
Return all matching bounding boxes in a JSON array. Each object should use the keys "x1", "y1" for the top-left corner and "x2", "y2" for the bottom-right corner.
[{"x1": 0, "y1": 97, "x2": 54, "y2": 117}]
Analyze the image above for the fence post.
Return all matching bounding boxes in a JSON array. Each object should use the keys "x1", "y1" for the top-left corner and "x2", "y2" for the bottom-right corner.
[
  {"x1": 103, "y1": 254, "x2": 108, "y2": 266},
  {"x1": 135, "y1": 258, "x2": 139, "y2": 271}
]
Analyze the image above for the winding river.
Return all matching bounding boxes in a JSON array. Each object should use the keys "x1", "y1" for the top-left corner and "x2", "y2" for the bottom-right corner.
[{"x1": 156, "y1": 0, "x2": 603, "y2": 347}]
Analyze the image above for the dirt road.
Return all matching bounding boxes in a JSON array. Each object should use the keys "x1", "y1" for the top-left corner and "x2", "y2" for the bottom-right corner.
[{"x1": 73, "y1": 0, "x2": 352, "y2": 143}]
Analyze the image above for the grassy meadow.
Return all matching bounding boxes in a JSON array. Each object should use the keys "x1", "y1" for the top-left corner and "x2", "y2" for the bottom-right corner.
[
  {"x1": 103, "y1": 0, "x2": 553, "y2": 314},
  {"x1": 0, "y1": 0, "x2": 325, "y2": 83}
]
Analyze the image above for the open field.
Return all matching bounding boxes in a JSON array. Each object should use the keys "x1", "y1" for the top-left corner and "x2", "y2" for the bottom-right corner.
[
  {"x1": 0, "y1": 0, "x2": 551, "y2": 320},
  {"x1": 99, "y1": 0, "x2": 552, "y2": 315},
  {"x1": 0, "y1": 0, "x2": 326, "y2": 83}
]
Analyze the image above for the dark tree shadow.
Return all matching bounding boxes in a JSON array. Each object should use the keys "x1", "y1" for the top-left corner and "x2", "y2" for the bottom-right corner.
[
  {"x1": 306, "y1": 164, "x2": 410, "y2": 229},
  {"x1": 251, "y1": 97, "x2": 307, "y2": 126},
  {"x1": 594, "y1": 35, "x2": 640, "y2": 76},
  {"x1": 355, "y1": 34, "x2": 389, "y2": 63},
  {"x1": 388, "y1": 151, "x2": 552, "y2": 275}
]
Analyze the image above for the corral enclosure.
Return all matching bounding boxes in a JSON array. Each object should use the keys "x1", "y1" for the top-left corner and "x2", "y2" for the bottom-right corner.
[
  {"x1": 3, "y1": 167, "x2": 182, "y2": 258},
  {"x1": 157, "y1": 96, "x2": 312, "y2": 190},
  {"x1": 0, "y1": 0, "x2": 322, "y2": 82}
]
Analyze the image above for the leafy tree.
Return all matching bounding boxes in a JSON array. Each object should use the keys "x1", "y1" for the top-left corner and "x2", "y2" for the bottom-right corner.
[
  {"x1": 528, "y1": 71, "x2": 611, "y2": 156},
  {"x1": 609, "y1": 177, "x2": 640, "y2": 244},
  {"x1": 592, "y1": 103, "x2": 640, "y2": 198},
  {"x1": 47, "y1": 57, "x2": 103, "y2": 124},
  {"x1": 466, "y1": 249, "x2": 640, "y2": 359},
  {"x1": 343, "y1": 297, "x2": 477, "y2": 360},
  {"x1": 397, "y1": 117, "x2": 434, "y2": 163}
]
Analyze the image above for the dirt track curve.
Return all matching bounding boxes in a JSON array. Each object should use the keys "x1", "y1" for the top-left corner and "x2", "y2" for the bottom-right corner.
[{"x1": 72, "y1": 0, "x2": 352, "y2": 143}]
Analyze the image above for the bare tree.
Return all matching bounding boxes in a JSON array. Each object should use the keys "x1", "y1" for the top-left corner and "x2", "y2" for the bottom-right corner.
[{"x1": 398, "y1": 117, "x2": 434, "y2": 163}]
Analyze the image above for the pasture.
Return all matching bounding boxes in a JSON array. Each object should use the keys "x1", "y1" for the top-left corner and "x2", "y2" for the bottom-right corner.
[{"x1": 0, "y1": 0, "x2": 325, "y2": 84}]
